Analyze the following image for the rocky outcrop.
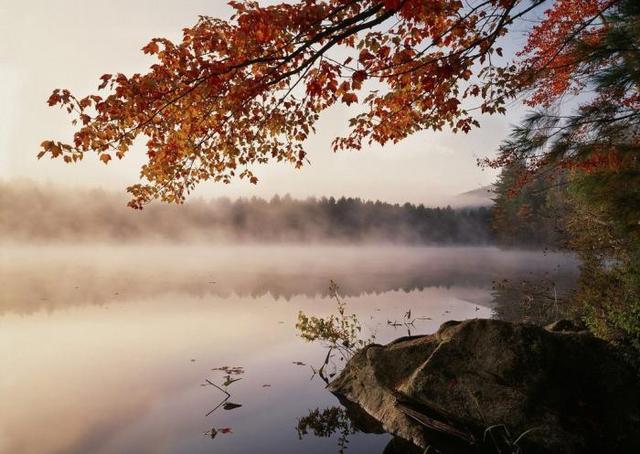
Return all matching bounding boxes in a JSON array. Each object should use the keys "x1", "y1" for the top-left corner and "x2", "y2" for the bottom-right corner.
[{"x1": 329, "y1": 319, "x2": 640, "y2": 454}]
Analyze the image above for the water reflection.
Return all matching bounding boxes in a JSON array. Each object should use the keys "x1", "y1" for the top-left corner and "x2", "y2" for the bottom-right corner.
[
  {"x1": 204, "y1": 366, "x2": 244, "y2": 415},
  {"x1": 297, "y1": 407, "x2": 356, "y2": 453},
  {"x1": 0, "y1": 245, "x2": 577, "y2": 315},
  {"x1": 296, "y1": 403, "x2": 424, "y2": 454},
  {"x1": 491, "y1": 276, "x2": 576, "y2": 324},
  {"x1": 0, "y1": 245, "x2": 578, "y2": 453},
  {"x1": 202, "y1": 366, "x2": 244, "y2": 440}
]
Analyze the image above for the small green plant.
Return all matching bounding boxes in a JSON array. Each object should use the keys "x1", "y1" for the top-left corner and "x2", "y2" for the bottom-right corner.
[
  {"x1": 296, "y1": 280, "x2": 374, "y2": 381},
  {"x1": 296, "y1": 280, "x2": 373, "y2": 356}
]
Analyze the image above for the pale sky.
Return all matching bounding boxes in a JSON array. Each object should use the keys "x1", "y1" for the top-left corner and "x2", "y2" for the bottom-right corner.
[{"x1": 0, "y1": 0, "x2": 526, "y2": 206}]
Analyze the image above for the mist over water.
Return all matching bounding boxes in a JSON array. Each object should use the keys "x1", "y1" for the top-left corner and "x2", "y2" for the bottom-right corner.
[
  {"x1": 0, "y1": 181, "x2": 492, "y2": 244},
  {"x1": 0, "y1": 244, "x2": 577, "y2": 315},
  {"x1": 0, "y1": 241, "x2": 577, "y2": 454},
  {"x1": 0, "y1": 179, "x2": 581, "y2": 454}
]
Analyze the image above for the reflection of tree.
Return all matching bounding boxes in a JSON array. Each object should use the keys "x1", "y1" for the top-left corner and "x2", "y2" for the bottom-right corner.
[
  {"x1": 296, "y1": 403, "x2": 425, "y2": 454},
  {"x1": 491, "y1": 277, "x2": 575, "y2": 325},
  {"x1": 297, "y1": 407, "x2": 356, "y2": 453},
  {"x1": 1, "y1": 248, "x2": 578, "y2": 315}
]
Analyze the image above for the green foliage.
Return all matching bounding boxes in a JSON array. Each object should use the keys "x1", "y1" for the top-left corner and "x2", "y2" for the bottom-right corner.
[
  {"x1": 558, "y1": 176, "x2": 640, "y2": 353},
  {"x1": 569, "y1": 197, "x2": 640, "y2": 350},
  {"x1": 296, "y1": 281, "x2": 373, "y2": 356},
  {"x1": 492, "y1": 0, "x2": 640, "y2": 353},
  {"x1": 492, "y1": 161, "x2": 569, "y2": 248},
  {"x1": 579, "y1": 264, "x2": 640, "y2": 353},
  {"x1": 493, "y1": 165, "x2": 640, "y2": 352}
]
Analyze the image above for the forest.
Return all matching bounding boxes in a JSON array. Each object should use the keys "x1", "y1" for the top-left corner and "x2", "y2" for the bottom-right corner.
[{"x1": 1, "y1": 182, "x2": 492, "y2": 243}]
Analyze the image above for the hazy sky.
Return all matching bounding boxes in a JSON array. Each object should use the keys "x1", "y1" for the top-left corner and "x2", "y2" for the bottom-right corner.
[{"x1": 0, "y1": 0, "x2": 528, "y2": 205}]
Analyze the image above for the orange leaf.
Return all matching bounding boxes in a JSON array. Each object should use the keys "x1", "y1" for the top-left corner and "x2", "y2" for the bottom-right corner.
[{"x1": 142, "y1": 41, "x2": 159, "y2": 54}]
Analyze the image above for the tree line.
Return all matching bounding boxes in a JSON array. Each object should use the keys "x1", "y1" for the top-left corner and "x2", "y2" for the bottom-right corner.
[{"x1": 0, "y1": 182, "x2": 492, "y2": 244}]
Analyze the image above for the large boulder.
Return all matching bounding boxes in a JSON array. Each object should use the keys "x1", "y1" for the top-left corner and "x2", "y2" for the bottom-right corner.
[{"x1": 328, "y1": 319, "x2": 640, "y2": 454}]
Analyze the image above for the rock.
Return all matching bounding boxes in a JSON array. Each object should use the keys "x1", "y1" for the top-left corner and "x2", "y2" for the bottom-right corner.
[
  {"x1": 328, "y1": 319, "x2": 640, "y2": 454},
  {"x1": 335, "y1": 396, "x2": 424, "y2": 454}
]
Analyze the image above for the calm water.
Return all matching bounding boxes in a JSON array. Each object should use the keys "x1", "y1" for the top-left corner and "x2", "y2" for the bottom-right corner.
[{"x1": 0, "y1": 245, "x2": 577, "y2": 454}]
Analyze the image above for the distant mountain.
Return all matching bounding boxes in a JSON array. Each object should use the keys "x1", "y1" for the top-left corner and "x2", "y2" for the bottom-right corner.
[{"x1": 454, "y1": 185, "x2": 495, "y2": 207}]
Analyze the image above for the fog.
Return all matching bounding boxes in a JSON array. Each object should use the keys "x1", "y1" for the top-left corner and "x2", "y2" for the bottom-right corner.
[
  {"x1": 1, "y1": 181, "x2": 580, "y2": 454},
  {"x1": 0, "y1": 244, "x2": 578, "y2": 315},
  {"x1": 0, "y1": 180, "x2": 493, "y2": 244}
]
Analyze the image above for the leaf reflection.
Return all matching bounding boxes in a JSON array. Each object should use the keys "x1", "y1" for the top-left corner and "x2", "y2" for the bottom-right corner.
[
  {"x1": 297, "y1": 406, "x2": 356, "y2": 453},
  {"x1": 295, "y1": 404, "x2": 424, "y2": 453},
  {"x1": 202, "y1": 365, "x2": 245, "y2": 439}
]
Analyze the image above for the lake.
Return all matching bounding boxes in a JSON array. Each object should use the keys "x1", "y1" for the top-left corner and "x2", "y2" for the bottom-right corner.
[{"x1": 0, "y1": 245, "x2": 578, "y2": 454}]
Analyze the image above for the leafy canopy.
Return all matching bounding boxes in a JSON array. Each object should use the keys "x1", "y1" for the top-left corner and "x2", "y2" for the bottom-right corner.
[
  {"x1": 42, "y1": 0, "x2": 628, "y2": 208},
  {"x1": 490, "y1": 0, "x2": 640, "y2": 349},
  {"x1": 41, "y1": 0, "x2": 553, "y2": 208}
]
